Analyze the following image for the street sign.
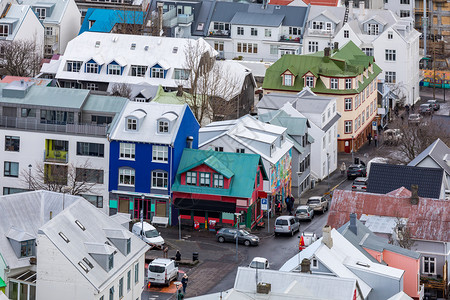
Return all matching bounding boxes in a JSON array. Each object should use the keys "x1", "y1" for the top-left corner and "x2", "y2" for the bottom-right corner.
[
  {"x1": 261, "y1": 198, "x2": 268, "y2": 211},
  {"x1": 372, "y1": 121, "x2": 377, "y2": 130}
]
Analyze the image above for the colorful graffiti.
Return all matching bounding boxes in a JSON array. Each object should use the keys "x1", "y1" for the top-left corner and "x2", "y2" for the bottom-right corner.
[
  {"x1": 421, "y1": 70, "x2": 450, "y2": 89},
  {"x1": 270, "y1": 149, "x2": 292, "y2": 194}
]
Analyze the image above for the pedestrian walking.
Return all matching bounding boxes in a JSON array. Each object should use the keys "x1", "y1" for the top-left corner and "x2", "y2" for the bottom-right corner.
[
  {"x1": 163, "y1": 246, "x2": 169, "y2": 258},
  {"x1": 175, "y1": 250, "x2": 181, "y2": 261},
  {"x1": 374, "y1": 135, "x2": 378, "y2": 147},
  {"x1": 367, "y1": 133, "x2": 372, "y2": 145},
  {"x1": 285, "y1": 196, "x2": 290, "y2": 214},
  {"x1": 181, "y1": 274, "x2": 188, "y2": 294},
  {"x1": 340, "y1": 162, "x2": 346, "y2": 175}
]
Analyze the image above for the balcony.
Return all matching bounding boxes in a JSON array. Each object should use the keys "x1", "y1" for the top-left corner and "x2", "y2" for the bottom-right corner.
[
  {"x1": 208, "y1": 30, "x2": 230, "y2": 37},
  {"x1": 162, "y1": 8, "x2": 193, "y2": 27},
  {"x1": 279, "y1": 35, "x2": 301, "y2": 43},
  {"x1": 44, "y1": 149, "x2": 68, "y2": 163},
  {"x1": 0, "y1": 116, "x2": 108, "y2": 137},
  {"x1": 44, "y1": 34, "x2": 58, "y2": 45},
  {"x1": 177, "y1": 14, "x2": 193, "y2": 25},
  {"x1": 307, "y1": 28, "x2": 333, "y2": 36}
]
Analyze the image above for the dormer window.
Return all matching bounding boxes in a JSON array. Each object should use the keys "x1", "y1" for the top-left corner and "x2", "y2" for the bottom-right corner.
[
  {"x1": 284, "y1": 74, "x2": 293, "y2": 86},
  {"x1": 127, "y1": 118, "x2": 137, "y2": 131},
  {"x1": 108, "y1": 254, "x2": 114, "y2": 270},
  {"x1": 345, "y1": 78, "x2": 352, "y2": 89},
  {"x1": 367, "y1": 24, "x2": 379, "y2": 35},
  {"x1": 108, "y1": 63, "x2": 122, "y2": 75},
  {"x1": 186, "y1": 171, "x2": 197, "y2": 185},
  {"x1": 305, "y1": 76, "x2": 314, "y2": 87},
  {"x1": 35, "y1": 8, "x2": 46, "y2": 20},
  {"x1": 213, "y1": 174, "x2": 224, "y2": 188},
  {"x1": 330, "y1": 78, "x2": 338, "y2": 89},
  {"x1": 151, "y1": 67, "x2": 165, "y2": 78},
  {"x1": 0, "y1": 24, "x2": 9, "y2": 37},
  {"x1": 21, "y1": 240, "x2": 34, "y2": 257},
  {"x1": 85, "y1": 62, "x2": 99, "y2": 73},
  {"x1": 158, "y1": 120, "x2": 169, "y2": 133},
  {"x1": 66, "y1": 60, "x2": 82, "y2": 72}
]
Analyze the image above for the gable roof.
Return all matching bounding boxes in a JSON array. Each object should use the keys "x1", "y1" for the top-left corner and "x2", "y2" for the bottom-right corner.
[
  {"x1": 408, "y1": 138, "x2": 450, "y2": 177},
  {"x1": 38, "y1": 198, "x2": 148, "y2": 291},
  {"x1": 338, "y1": 219, "x2": 421, "y2": 260},
  {"x1": 367, "y1": 163, "x2": 444, "y2": 199},
  {"x1": 109, "y1": 101, "x2": 193, "y2": 145},
  {"x1": 0, "y1": 191, "x2": 81, "y2": 271},
  {"x1": 20, "y1": 0, "x2": 72, "y2": 24},
  {"x1": 172, "y1": 148, "x2": 267, "y2": 199},
  {"x1": 328, "y1": 188, "x2": 450, "y2": 242},
  {"x1": 263, "y1": 41, "x2": 381, "y2": 93},
  {"x1": 303, "y1": 0, "x2": 339, "y2": 6},
  {"x1": 0, "y1": 4, "x2": 41, "y2": 41},
  {"x1": 79, "y1": 8, "x2": 144, "y2": 34}
]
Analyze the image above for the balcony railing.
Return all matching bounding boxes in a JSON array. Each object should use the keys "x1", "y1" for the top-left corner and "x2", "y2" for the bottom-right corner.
[
  {"x1": 279, "y1": 35, "x2": 301, "y2": 43},
  {"x1": 0, "y1": 116, "x2": 108, "y2": 137},
  {"x1": 44, "y1": 149, "x2": 68, "y2": 163},
  {"x1": 419, "y1": 284, "x2": 424, "y2": 300},
  {"x1": 307, "y1": 28, "x2": 333, "y2": 36},
  {"x1": 209, "y1": 30, "x2": 230, "y2": 37},
  {"x1": 177, "y1": 14, "x2": 193, "y2": 24}
]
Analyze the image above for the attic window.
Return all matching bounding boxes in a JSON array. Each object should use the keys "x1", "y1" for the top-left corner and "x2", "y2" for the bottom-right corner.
[
  {"x1": 144, "y1": 45, "x2": 149, "y2": 51},
  {"x1": 83, "y1": 257, "x2": 94, "y2": 269},
  {"x1": 126, "y1": 238, "x2": 131, "y2": 255},
  {"x1": 95, "y1": 41, "x2": 100, "y2": 48},
  {"x1": 158, "y1": 120, "x2": 169, "y2": 133},
  {"x1": 59, "y1": 232, "x2": 70, "y2": 243},
  {"x1": 173, "y1": 47, "x2": 178, "y2": 53},
  {"x1": 197, "y1": 23, "x2": 204, "y2": 31},
  {"x1": 283, "y1": 74, "x2": 293, "y2": 86},
  {"x1": 131, "y1": 43, "x2": 136, "y2": 50},
  {"x1": 75, "y1": 220, "x2": 86, "y2": 231},
  {"x1": 78, "y1": 261, "x2": 89, "y2": 273},
  {"x1": 127, "y1": 118, "x2": 137, "y2": 131},
  {"x1": 311, "y1": 258, "x2": 318, "y2": 268}
]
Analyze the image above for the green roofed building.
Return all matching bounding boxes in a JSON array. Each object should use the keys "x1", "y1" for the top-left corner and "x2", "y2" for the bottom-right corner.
[
  {"x1": 172, "y1": 149, "x2": 268, "y2": 229},
  {"x1": 263, "y1": 41, "x2": 382, "y2": 153}
]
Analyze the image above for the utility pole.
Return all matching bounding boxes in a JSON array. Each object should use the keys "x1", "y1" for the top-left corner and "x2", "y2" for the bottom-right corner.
[
  {"x1": 423, "y1": 0, "x2": 427, "y2": 67},
  {"x1": 432, "y1": 27, "x2": 436, "y2": 100}
]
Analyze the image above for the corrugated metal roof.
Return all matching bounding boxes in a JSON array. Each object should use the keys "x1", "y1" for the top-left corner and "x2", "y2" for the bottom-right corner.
[
  {"x1": 328, "y1": 188, "x2": 450, "y2": 242},
  {"x1": 82, "y1": 94, "x2": 128, "y2": 113},
  {"x1": 230, "y1": 12, "x2": 284, "y2": 27},
  {"x1": 79, "y1": 8, "x2": 144, "y2": 34},
  {"x1": 367, "y1": 163, "x2": 444, "y2": 199}
]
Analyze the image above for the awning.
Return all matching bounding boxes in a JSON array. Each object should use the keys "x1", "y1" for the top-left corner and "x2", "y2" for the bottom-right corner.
[
  {"x1": 257, "y1": 191, "x2": 268, "y2": 198},
  {"x1": 174, "y1": 198, "x2": 236, "y2": 213}
]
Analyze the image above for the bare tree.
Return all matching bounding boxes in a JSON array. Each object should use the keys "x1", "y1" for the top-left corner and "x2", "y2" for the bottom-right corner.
[
  {"x1": 111, "y1": 8, "x2": 144, "y2": 35},
  {"x1": 387, "y1": 83, "x2": 407, "y2": 107},
  {"x1": 180, "y1": 41, "x2": 242, "y2": 125},
  {"x1": 389, "y1": 117, "x2": 450, "y2": 163},
  {"x1": 110, "y1": 82, "x2": 132, "y2": 99},
  {"x1": 389, "y1": 216, "x2": 415, "y2": 250},
  {"x1": 0, "y1": 39, "x2": 42, "y2": 77},
  {"x1": 21, "y1": 162, "x2": 101, "y2": 195}
]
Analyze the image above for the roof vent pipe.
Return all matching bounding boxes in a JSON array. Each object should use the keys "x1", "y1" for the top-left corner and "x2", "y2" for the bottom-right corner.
[{"x1": 349, "y1": 213, "x2": 357, "y2": 235}]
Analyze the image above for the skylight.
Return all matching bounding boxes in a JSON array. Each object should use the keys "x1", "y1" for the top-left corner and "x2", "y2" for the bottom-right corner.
[
  {"x1": 75, "y1": 220, "x2": 86, "y2": 231},
  {"x1": 83, "y1": 257, "x2": 94, "y2": 269},
  {"x1": 173, "y1": 47, "x2": 178, "y2": 53},
  {"x1": 78, "y1": 261, "x2": 89, "y2": 273},
  {"x1": 59, "y1": 232, "x2": 70, "y2": 243},
  {"x1": 131, "y1": 43, "x2": 136, "y2": 50},
  {"x1": 95, "y1": 41, "x2": 100, "y2": 48}
]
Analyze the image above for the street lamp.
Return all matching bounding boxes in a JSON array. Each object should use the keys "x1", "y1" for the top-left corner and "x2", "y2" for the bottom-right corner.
[
  {"x1": 351, "y1": 135, "x2": 354, "y2": 163},
  {"x1": 234, "y1": 212, "x2": 241, "y2": 262},
  {"x1": 141, "y1": 194, "x2": 145, "y2": 240},
  {"x1": 28, "y1": 164, "x2": 32, "y2": 190}
]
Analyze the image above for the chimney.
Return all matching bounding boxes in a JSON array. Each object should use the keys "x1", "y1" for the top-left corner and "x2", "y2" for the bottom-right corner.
[
  {"x1": 186, "y1": 136, "x2": 194, "y2": 149},
  {"x1": 348, "y1": 0, "x2": 354, "y2": 17},
  {"x1": 359, "y1": 1, "x2": 365, "y2": 16},
  {"x1": 334, "y1": 42, "x2": 339, "y2": 52},
  {"x1": 324, "y1": 47, "x2": 331, "y2": 57},
  {"x1": 410, "y1": 184, "x2": 419, "y2": 205},
  {"x1": 157, "y1": 2, "x2": 164, "y2": 36},
  {"x1": 349, "y1": 213, "x2": 357, "y2": 235},
  {"x1": 300, "y1": 258, "x2": 311, "y2": 273},
  {"x1": 176, "y1": 85, "x2": 183, "y2": 97},
  {"x1": 322, "y1": 225, "x2": 333, "y2": 249}
]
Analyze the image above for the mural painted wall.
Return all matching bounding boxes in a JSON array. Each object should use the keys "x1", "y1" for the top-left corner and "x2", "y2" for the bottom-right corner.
[
  {"x1": 421, "y1": 70, "x2": 450, "y2": 88},
  {"x1": 270, "y1": 149, "x2": 292, "y2": 194}
]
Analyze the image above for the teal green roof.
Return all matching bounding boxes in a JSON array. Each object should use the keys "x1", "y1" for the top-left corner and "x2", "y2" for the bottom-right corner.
[
  {"x1": 172, "y1": 149, "x2": 268, "y2": 198},
  {"x1": 82, "y1": 95, "x2": 128, "y2": 113},
  {"x1": 0, "y1": 83, "x2": 90, "y2": 109},
  {"x1": 263, "y1": 41, "x2": 382, "y2": 94},
  {"x1": 0, "y1": 276, "x2": 5, "y2": 288}
]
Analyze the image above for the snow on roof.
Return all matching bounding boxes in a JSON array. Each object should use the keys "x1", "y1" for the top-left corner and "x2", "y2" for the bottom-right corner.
[
  {"x1": 109, "y1": 101, "x2": 187, "y2": 144},
  {"x1": 20, "y1": 0, "x2": 71, "y2": 24},
  {"x1": 1, "y1": 4, "x2": 34, "y2": 41}
]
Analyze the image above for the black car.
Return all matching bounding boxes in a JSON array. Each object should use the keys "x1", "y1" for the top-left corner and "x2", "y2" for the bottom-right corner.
[
  {"x1": 347, "y1": 164, "x2": 367, "y2": 179},
  {"x1": 216, "y1": 228, "x2": 259, "y2": 246}
]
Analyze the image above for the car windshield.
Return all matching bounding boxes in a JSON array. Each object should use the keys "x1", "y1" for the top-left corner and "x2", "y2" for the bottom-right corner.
[
  {"x1": 239, "y1": 230, "x2": 250, "y2": 236},
  {"x1": 145, "y1": 229, "x2": 159, "y2": 238},
  {"x1": 354, "y1": 181, "x2": 366, "y2": 185},
  {"x1": 249, "y1": 261, "x2": 266, "y2": 269},
  {"x1": 297, "y1": 208, "x2": 308, "y2": 213},
  {"x1": 307, "y1": 199, "x2": 320, "y2": 204},
  {"x1": 276, "y1": 219, "x2": 288, "y2": 225},
  {"x1": 349, "y1": 166, "x2": 361, "y2": 170},
  {"x1": 149, "y1": 265, "x2": 165, "y2": 273}
]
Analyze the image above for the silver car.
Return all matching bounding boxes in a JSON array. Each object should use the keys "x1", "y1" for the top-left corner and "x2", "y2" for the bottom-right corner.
[
  {"x1": 295, "y1": 205, "x2": 314, "y2": 221},
  {"x1": 274, "y1": 216, "x2": 300, "y2": 236},
  {"x1": 352, "y1": 177, "x2": 368, "y2": 191}
]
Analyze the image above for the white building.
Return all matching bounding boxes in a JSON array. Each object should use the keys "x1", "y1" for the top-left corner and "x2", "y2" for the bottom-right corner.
[
  {"x1": 257, "y1": 88, "x2": 339, "y2": 181},
  {"x1": 303, "y1": 2, "x2": 421, "y2": 105},
  {"x1": 0, "y1": 80, "x2": 128, "y2": 213},
  {"x1": 20, "y1": 0, "x2": 81, "y2": 58},
  {"x1": 199, "y1": 115, "x2": 294, "y2": 201},
  {"x1": 0, "y1": 190, "x2": 148, "y2": 300}
]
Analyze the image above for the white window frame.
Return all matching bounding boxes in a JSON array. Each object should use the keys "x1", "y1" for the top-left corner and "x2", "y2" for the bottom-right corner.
[
  {"x1": 345, "y1": 78, "x2": 352, "y2": 89},
  {"x1": 385, "y1": 71, "x2": 396, "y2": 83},
  {"x1": 120, "y1": 143, "x2": 135, "y2": 160},
  {"x1": 66, "y1": 61, "x2": 82, "y2": 72},
  {"x1": 330, "y1": 78, "x2": 338, "y2": 89},
  {"x1": 130, "y1": 65, "x2": 147, "y2": 77},
  {"x1": 0, "y1": 24, "x2": 9, "y2": 37},
  {"x1": 85, "y1": 63, "x2": 99, "y2": 74},
  {"x1": 36, "y1": 8, "x2": 46, "y2": 20},
  {"x1": 344, "y1": 121, "x2": 352, "y2": 133},
  {"x1": 213, "y1": 173, "x2": 224, "y2": 188},
  {"x1": 237, "y1": 27, "x2": 244, "y2": 35},
  {"x1": 250, "y1": 28, "x2": 258, "y2": 36},
  {"x1": 45, "y1": 26, "x2": 53, "y2": 36},
  {"x1": 308, "y1": 41, "x2": 318, "y2": 52},
  {"x1": 151, "y1": 67, "x2": 165, "y2": 78},
  {"x1": 152, "y1": 145, "x2": 168, "y2": 162},
  {"x1": 127, "y1": 118, "x2": 137, "y2": 131},
  {"x1": 345, "y1": 98, "x2": 352, "y2": 110},
  {"x1": 305, "y1": 76, "x2": 314, "y2": 87},
  {"x1": 108, "y1": 64, "x2": 121, "y2": 75},
  {"x1": 151, "y1": 171, "x2": 168, "y2": 189},
  {"x1": 385, "y1": 49, "x2": 396, "y2": 61},
  {"x1": 284, "y1": 74, "x2": 293, "y2": 86},
  {"x1": 422, "y1": 257, "x2": 436, "y2": 275},
  {"x1": 344, "y1": 30, "x2": 349, "y2": 38},
  {"x1": 186, "y1": 171, "x2": 197, "y2": 185},
  {"x1": 119, "y1": 168, "x2": 135, "y2": 186},
  {"x1": 158, "y1": 120, "x2": 169, "y2": 133},
  {"x1": 325, "y1": 22, "x2": 332, "y2": 32},
  {"x1": 86, "y1": 83, "x2": 98, "y2": 91},
  {"x1": 265, "y1": 29, "x2": 272, "y2": 37},
  {"x1": 368, "y1": 24, "x2": 379, "y2": 35}
]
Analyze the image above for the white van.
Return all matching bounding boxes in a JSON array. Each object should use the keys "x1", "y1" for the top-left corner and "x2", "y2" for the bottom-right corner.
[
  {"x1": 148, "y1": 258, "x2": 179, "y2": 285},
  {"x1": 132, "y1": 221, "x2": 164, "y2": 246}
]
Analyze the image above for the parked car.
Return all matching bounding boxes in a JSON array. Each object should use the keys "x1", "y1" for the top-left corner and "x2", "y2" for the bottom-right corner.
[
  {"x1": 295, "y1": 205, "x2": 314, "y2": 221},
  {"x1": 216, "y1": 228, "x2": 259, "y2": 246},
  {"x1": 274, "y1": 215, "x2": 300, "y2": 236},
  {"x1": 352, "y1": 177, "x2": 368, "y2": 191},
  {"x1": 249, "y1": 257, "x2": 270, "y2": 269},
  {"x1": 147, "y1": 258, "x2": 179, "y2": 285},
  {"x1": 306, "y1": 196, "x2": 329, "y2": 213},
  {"x1": 298, "y1": 232, "x2": 318, "y2": 251},
  {"x1": 408, "y1": 113, "x2": 423, "y2": 124},
  {"x1": 427, "y1": 99, "x2": 440, "y2": 111},
  {"x1": 383, "y1": 129, "x2": 402, "y2": 145},
  {"x1": 347, "y1": 164, "x2": 367, "y2": 179},
  {"x1": 132, "y1": 221, "x2": 165, "y2": 246},
  {"x1": 419, "y1": 103, "x2": 432, "y2": 114}
]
